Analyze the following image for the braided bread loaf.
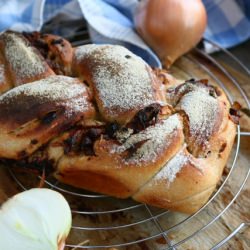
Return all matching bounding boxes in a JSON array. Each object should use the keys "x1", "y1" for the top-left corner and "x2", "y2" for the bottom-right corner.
[{"x1": 0, "y1": 31, "x2": 237, "y2": 213}]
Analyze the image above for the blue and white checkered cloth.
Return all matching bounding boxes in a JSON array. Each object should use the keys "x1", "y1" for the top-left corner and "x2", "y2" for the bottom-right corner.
[{"x1": 0, "y1": 0, "x2": 249, "y2": 68}]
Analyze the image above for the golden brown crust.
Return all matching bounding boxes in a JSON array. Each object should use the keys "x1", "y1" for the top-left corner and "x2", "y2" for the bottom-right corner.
[
  {"x1": 52, "y1": 114, "x2": 184, "y2": 198},
  {"x1": 72, "y1": 45, "x2": 167, "y2": 124},
  {"x1": 134, "y1": 130, "x2": 235, "y2": 213},
  {"x1": 0, "y1": 31, "x2": 237, "y2": 214},
  {"x1": 0, "y1": 31, "x2": 55, "y2": 86},
  {"x1": 0, "y1": 76, "x2": 95, "y2": 159},
  {"x1": 133, "y1": 95, "x2": 236, "y2": 213},
  {"x1": 52, "y1": 77, "x2": 235, "y2": 213},
  {"x1": 23, "y1": 32, "x2": 73, "y2": 75}
]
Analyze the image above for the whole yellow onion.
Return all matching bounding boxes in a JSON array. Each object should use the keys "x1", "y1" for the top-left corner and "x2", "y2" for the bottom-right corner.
[{"x1": 134, "y1": 0, "x2": 207, "y2": 67}]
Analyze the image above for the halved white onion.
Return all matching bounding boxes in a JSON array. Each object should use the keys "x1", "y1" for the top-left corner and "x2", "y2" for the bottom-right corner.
[{"x1": 0, "y1": 188, "x2": 72, "y2": 250}]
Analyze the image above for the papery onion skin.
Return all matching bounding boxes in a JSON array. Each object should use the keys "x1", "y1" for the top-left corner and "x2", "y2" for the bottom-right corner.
[
  {"x1": 134, "y1": 0, "x2": 207, "y2": 67},
  {"x1": 0, "y1": 188, "x2": 72, "y2": 250}
]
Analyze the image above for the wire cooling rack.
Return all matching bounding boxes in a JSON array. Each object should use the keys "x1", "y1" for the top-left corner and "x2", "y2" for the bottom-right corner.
[{"x1": 7, "y1": 21, "x2": 250, "y2": 249}]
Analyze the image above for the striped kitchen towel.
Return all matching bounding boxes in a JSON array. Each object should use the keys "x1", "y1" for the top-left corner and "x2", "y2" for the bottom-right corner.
[{"x1": 0, "y1": 0, "x2": 249, "y2": 67}]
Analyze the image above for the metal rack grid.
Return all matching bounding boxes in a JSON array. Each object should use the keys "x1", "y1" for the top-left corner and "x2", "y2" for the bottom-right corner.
[{"x1": 7, "y1": 25, "x2": 250, "y2": 249}]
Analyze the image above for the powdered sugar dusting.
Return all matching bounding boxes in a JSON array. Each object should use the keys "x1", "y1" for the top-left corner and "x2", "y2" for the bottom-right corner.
[
  {"x1": 166, "y1": 82, "x2": 208, "y2": 106},
  {"x1": 111, "y1": 114, "x2": 182, "y2": 165},
  {"x1": 154, "y1": 149, "x2": 189, "y2": 183},
  {"x1": 2, "y1": 32, "x2": 46, "y2": 82},
  {"x1": 75, "y1": 44, "x2": 99, "y2": 61},
  {"x1": 0, "y1": 75, "x2": 89, "y2": 116},
  {"x1": 179, "y1": 90, "x2": 218, "y2": 143},
  {"x1": 75, "y1": 45, "x2": 158, "y2": 116},
  {"x1": 0, "y1": 64, "x2": 4, "y2": 83}
]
